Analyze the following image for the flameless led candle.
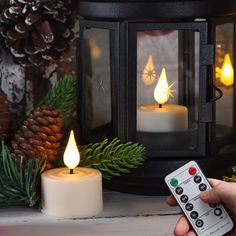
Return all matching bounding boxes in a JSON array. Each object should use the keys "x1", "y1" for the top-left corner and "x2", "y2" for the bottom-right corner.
[
  {"x1": 137, "y1": 68, "x2": 188, "y2": 132},
  {"x1": 41, "y1": 130, "x2": 103, "y2": 218}
]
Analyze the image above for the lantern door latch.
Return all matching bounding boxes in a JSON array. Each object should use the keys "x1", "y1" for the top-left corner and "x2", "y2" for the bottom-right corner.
[{"x1": 209, "y1": 84, "x2": 223, "y2": 102}]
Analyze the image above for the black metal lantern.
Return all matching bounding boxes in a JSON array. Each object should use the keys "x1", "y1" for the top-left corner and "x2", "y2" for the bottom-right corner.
[{"x1": 77, "y1": 0, "x2": 236, "y2": 195}]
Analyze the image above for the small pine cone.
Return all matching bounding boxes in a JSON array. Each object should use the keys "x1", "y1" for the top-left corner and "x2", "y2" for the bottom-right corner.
[
  {"x1": 0, "y1": 91, "x2": 11, "y2": 140},
  {"x1": 0, "y1": 0, "x2": 75, "y2": 67},
  {"x1": 11, "y1": 106, "x2": 63, "y2": 169}
]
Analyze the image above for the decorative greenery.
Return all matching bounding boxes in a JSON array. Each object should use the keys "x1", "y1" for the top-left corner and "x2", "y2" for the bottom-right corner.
[
  {"x1": 0, "y1": 142, "x2": 45, "y2": 207},
  {"x1": 0, "y1": 137, "x2": 145, "y2": 207},
  {"x1": 223, "y1": 166, "x2": 236, "y2": 182},
  {"x1": 39, "y1": 75, "x2": 77, "y2": 119},
  {"x1": 0, "y1": 74, "x2": 146, "y2": 207},
  {"x1": 79, "y1": 138, "x2": 146, "y2": 180}
]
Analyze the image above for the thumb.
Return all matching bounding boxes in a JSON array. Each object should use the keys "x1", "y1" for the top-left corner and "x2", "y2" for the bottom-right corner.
[
  {"x1": 200, "y1": 187, "x2": 222, "y2": 203},
  {"x1": 199, "y1": 179, "x2": 231, "y2": 204}
]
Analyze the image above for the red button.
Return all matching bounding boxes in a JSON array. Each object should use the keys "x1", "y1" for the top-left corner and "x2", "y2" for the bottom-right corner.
[{"x1": 189, "y1": 167, "x2": 197, "y2": 175}]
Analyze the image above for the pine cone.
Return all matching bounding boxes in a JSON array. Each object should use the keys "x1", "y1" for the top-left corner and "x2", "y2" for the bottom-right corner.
[
  {"x1": 0, "y1": 92, "x2": 11, "y2": 140},
  {"x1": 0, "y1": 0, "x2": 74, "y2": 67},
  {"x1": 11, "y1": 106, "x2": 63, "y2": 169}
]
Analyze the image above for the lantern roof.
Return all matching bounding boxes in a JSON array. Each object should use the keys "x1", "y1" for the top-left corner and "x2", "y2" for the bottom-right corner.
[{"x1": 78, "y1": 0, "x2": 236, "y2": 20}]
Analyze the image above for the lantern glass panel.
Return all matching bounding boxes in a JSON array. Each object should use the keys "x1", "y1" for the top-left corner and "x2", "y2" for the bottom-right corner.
[
  {"x1": 82, "y1": 28, "x2": 113, "y2": 142},
  {"x1": 136, "y1": 29, "x2": 200, "y2": 152},
  {"x1": 215, "y1": 23, "x2": 234, "y2": 139}
]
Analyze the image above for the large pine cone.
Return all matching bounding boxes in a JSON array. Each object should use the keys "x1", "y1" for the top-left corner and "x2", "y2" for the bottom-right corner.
[
  {"x1": 11, "y1": 106, "x2": 63, "y2": 169},
  {"x1": 0, "y1": 92, "x2": 11, "y2": 140},
  {"x1": 0, "y1": 0, "x2": 74, "y2": 67}
]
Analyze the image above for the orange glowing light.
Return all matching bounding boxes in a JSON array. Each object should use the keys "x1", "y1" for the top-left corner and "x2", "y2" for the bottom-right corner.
[
  {"x1": 63, "y1": 130, "x2": 80, "y2": 170},
  {"x1": 154, "y1": 68, "x2": 174, "y2": 105},
  {"x1": 220, "y1": 53, "x2": 234, "y2": 87},
  {"x1": 142, "y1": 55, "x2": 156, "y2": 85},
  {"x1": 90, "y1": 38, "x2": 102, "y2": 60}
]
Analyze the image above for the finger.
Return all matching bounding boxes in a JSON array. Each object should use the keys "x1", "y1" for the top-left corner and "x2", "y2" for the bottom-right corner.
[
  {"x1": 200, "y1": 185, "x2": 223, "y2": 203},
  {"x1": 200, "y1": 180, "x2": 233, "y2": 204},
  {"x1": 207, "y1": 178, "x2": 223, "y2": 187},
  {"x1": 186, "y1": 230, "x2": 197, "y2": 236},
  {"x1": 174, "y1": 216, "x2": 191, "y2": 236},
  {"x1": 199, "y1": 178, "x2": 223, "y2": 203},
  {"x1": 166, "y1": 195, "x2": 178, "y2": 206}
]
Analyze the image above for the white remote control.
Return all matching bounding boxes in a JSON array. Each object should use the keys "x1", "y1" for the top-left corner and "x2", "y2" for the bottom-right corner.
[{"x1": 165, "y1": 161, "x2": 234, "y2": 236}]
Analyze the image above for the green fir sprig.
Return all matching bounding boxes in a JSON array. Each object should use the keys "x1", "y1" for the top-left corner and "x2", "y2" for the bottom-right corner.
[
  {"x1": 39, "y1": 75, "x2": 77, "y2": 119},
  {"x1": 79, "y1": 138, "x2": 146, "y2": 180},
  {"x1": 0, "y1": 142, "x2": 45, "y2": 207}
]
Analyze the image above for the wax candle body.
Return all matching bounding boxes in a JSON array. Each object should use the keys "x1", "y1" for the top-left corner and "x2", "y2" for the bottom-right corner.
[
  {"x1": 41, "y1": 167, "x2": 103, "y2": 218},
  {"x1": 137, "y1": 104, "x2": 188, "y2": 132}
]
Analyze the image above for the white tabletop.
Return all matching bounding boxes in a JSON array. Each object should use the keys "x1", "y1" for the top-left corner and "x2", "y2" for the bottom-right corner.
[{"x1": 0, "y1": 190, "x2": 181, "y2": 236}]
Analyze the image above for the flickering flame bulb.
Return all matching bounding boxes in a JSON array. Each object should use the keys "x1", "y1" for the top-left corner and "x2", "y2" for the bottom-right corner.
[
  {"x1": 63, "y1": 130, "x2": 80, "y2": 170},
  {"x1": 142, "y1": 54, "x2": 156, "y2": 85},
  {"x1": 220, "y1": 53, "x2": 234, "y2": 87},
  {"x1": 154, "y1": 68, "x2": 174, "y2": 105}
]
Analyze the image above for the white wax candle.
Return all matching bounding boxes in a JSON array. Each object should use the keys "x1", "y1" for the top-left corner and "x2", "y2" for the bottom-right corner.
[
  {"x1": 137, "y1": 104, "x2": 188, "y2": 132},
  {"x1": 41, "y1": 167, "x2": 103, "y2": 218}
]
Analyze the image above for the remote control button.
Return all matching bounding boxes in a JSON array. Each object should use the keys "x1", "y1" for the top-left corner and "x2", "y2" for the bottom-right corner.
[
  {"x1": 193, "y1": 175, "x2": 202, "y2": 183},
  {"x1": 199, "y1": 183, "x2": 207, "y2": 191},
  {"x1": 170, "y1": 178, "x2": 178, "y2": 187},
  {"x1": 209, "y1": 203, "x2": 217, "y2": 208},
  {"x1": 189, "y1": 167, "x2": 197, "y2": 175},
  {"x1": 214, "y1": 208, "x2": 223, "y2": 216},
  {"x1": 185, "y1": 203, "x2": 194, "y2": 211},
  {"x1": 190, "y1": 211, "x2": 199, "y2": 219},
  {"x1": 175, "y1": 186, "x2": 183, "y2": 195},
  {"x1": 180, "y1": 195, "x2": 188, "y2": 203},
  {"x1": 195, "y1": 219, "x2": 204, "y2": 228}
]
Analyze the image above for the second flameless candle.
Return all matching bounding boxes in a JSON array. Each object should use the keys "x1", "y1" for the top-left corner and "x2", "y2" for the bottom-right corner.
[
  {"x1": 137, "y1": 104, "x2": 188, "y2": 132},
  {"x1": 137, "y1": 67, "x2": 188, "y2": 132}
]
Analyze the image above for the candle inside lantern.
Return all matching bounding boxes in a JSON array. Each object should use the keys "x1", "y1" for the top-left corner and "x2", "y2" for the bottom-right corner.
[
  {"x1": 41, "y1": 130, "x2": 103, "y2": 218},
  {"x1": 137, "y1": 67, "x2": 188, "y2": 132}
]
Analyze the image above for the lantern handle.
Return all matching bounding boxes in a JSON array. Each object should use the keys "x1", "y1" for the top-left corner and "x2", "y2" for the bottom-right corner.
[{"x1": 209, "y1": 83, "x2": 223, "y2": 102}]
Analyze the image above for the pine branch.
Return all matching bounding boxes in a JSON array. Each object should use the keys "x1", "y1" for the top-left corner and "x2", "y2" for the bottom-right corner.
[
  {"x1": 39, "y1": 75, "x2": 77, "y2": 119},
  {"x1": 0, "y1": 142, "x2": 45, "y2": 207},
  {"x1": 79, "y1": 138, "x2": 146, "y2": 180}
]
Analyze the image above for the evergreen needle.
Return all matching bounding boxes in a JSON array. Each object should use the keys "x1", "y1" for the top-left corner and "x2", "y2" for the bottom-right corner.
[
  {"x1": 39, "y1": 74, "x2": 77, "y2": 119},
  {"x1": 0, "y1": 141, "x2": 45, "y2": 207},
  {"x1": 79, "y1": 138, "x2": 146, "y2": 180}
]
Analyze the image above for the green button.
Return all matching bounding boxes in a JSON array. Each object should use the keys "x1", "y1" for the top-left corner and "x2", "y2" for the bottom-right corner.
[{"x1": 170, "y1": 178, "x2": 178, "y2": 187}]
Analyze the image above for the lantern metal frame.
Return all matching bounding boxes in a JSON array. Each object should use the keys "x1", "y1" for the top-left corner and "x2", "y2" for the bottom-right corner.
[{"x1": 77, "y1": 0, "x2": 236, "y2": 195}]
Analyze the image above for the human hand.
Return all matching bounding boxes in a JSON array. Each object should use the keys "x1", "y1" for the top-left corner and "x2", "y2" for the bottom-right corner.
[{"x1": 166, "y1": 179, "x2": 236, "y2": 236}]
